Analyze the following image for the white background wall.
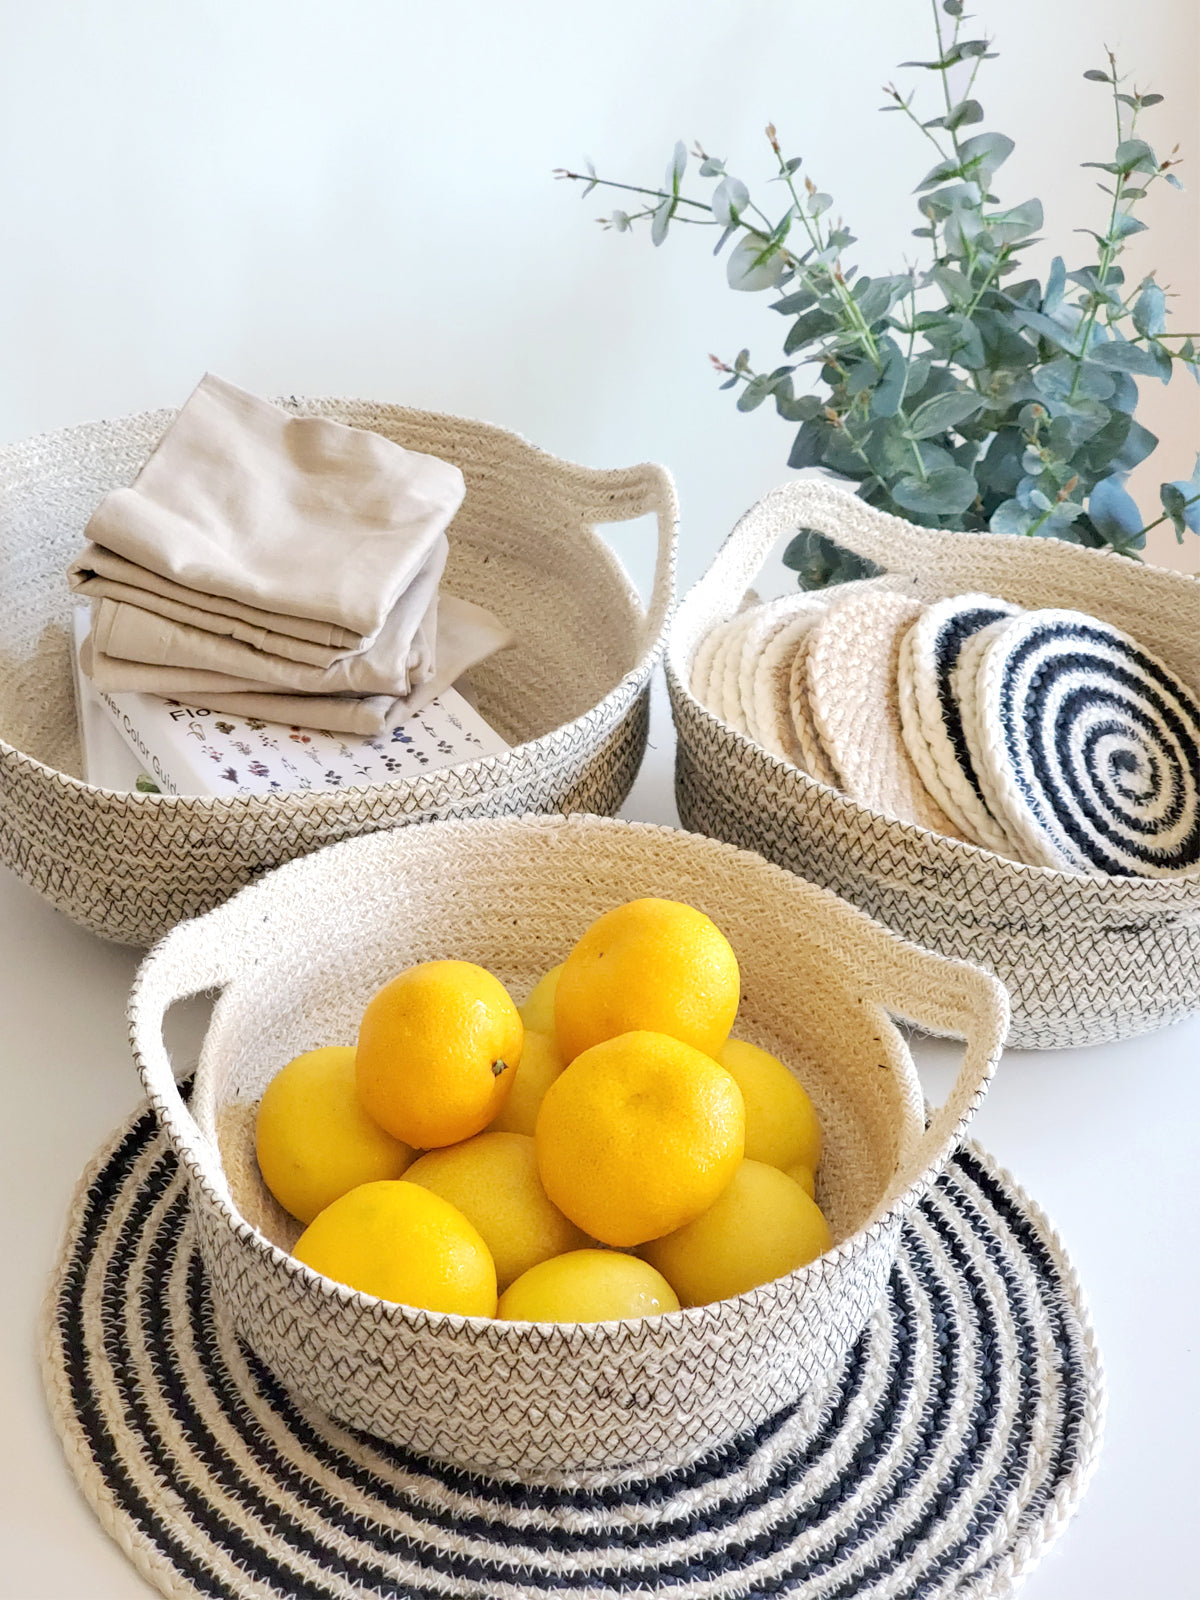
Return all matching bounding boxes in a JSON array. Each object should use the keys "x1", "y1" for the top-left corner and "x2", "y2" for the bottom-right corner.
[{"x1": 1, "y1": 0, "x2": 1196, "y2": 594}]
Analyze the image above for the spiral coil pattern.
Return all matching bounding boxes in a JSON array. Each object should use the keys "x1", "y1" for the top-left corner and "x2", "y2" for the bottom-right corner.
[{"x1": 960, "y1": 609, "x2": 1200, "y2": 876}]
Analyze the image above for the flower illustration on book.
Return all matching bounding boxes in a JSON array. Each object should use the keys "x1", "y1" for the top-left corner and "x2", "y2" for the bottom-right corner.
[
  {"x1": 323, "y1": 770, "x2": 343, "y2": 786},
  {"x1": 233, "y1": 740, "x2": 252, "y2": 756},
  {"x1": 391, "y1": 728, "x2": 414, "y2": 746},
  {"x1": 289, "y1": 730, "x2": 312, "y2": 744},
  {"x1": 215, "y1": 721, "x2": 236, "y2": 736},
  {"x1": 219, "y1": 767, "x2": 238, "y2": 784},
  {"x1": 248, "y1": 760, "x2": 271, "y2": 778}
]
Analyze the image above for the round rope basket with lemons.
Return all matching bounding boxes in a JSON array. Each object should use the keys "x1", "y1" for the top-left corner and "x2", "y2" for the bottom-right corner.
[{"x1": 253, "y1": 897, "x2": 832, "y2": 1324}]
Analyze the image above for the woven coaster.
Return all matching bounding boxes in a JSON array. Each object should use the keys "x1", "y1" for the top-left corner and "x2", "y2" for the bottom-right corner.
[
  {"x1": 749, "y1": 601, "x2": 829, "y2": 765},
  {"x1": 957, "y1": 608, "x2": 1200, "y2": 876},
  {"x1": 689, "y1": 616, "x2": 735, "y2": 713},
  {"x1": 897, "y1": 595, "x2": 1024, "y2": 857},
  {"x1": 788, "y1": 632, "x2": 841, "y2": 788},
  {"x1": 806, "y1": 593, "x2": 961, "y2": 834},
  {"x1": 712, "y1": 609, "x2": 763, "y2": 735},
  {"x1": 43, "y1": 1094, "x2": 1104, "y2": 1600},
  {"x1": 732, "y1": 595, "x2": 822, "y2": 745}
]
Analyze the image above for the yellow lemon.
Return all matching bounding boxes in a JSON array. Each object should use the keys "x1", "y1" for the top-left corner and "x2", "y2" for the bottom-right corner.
[
  {"x1": 487, "y1": 1029, "x2": 565, "y2": 1137},
  {"x1": 718, "y1": 1039, "x2": 822, "y2": 1173},
  {"x1": 518, "y1": 964, "x2": 564, "y2": 1034},
  {"x1": 783, "y1": 1161, "x2": 816, "y2": 1199},
  {"x1": 642, "y1": 1160, "x2": 832, "y2": 1307},
  {"x1": 292, "y1": 1180, "x2": 497, "y2": 1315},
  {"x1": 356, "y1": 960, "x2": 523, "y2": 1148},
  {"x1": 498, "y1": 1249, "x2": 679, "y2": 1323},
  {"x1": 554, "y1": 898, "x2": 739, "y2": 1062},
  {"x1": 254, "y1": 1046, "x2": 415, "y2": 1224},
  {"x1": 535, "y1": 1029, "x2": 745, "y2": 1246},
  {"x1": 404, "y1": 1131, "x2": 589, "y2": 1291}
]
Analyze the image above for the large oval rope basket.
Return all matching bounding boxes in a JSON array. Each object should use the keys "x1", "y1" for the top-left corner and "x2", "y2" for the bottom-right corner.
[
  {"x1": 0, "y1": 401, "x2": 676, "y2": 947},
  {"x1": 130, "y1": 812, "x2": 1008, "y2": 1485},
  {"x1": 667, "y1": 478, "x2": 1200, "y2": 1050}
]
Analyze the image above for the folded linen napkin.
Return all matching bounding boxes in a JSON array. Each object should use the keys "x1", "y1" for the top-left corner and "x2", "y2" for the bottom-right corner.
[
  {"x1": 82, "y1": 594, "x2": 515, "y2": 736},
  {"x1": 68, "y1": 372, "x2": 466, "y2": 647},
  {"x1": 87, "y1": 535, "x2": 447, "y2": 694},
  {"x1": 69, "y1": 373, "x2": 515, "y2": 733}
]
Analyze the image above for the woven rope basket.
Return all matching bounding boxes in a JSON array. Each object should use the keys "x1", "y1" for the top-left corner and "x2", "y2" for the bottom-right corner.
[
  {"x1": 0, "y1": 401, "x2": 676, "y2": 947},
  {"x1": 667, "y1": 479, "x2": 1200, "y2": 1050},
  {"x1": 129, "y1": 812, "x2": 1008, "y2": 1485}
]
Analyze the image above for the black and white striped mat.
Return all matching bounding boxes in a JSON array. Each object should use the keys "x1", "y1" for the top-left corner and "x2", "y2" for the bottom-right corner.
[{"x1": 43, "y1": 1096, "x2": 1104, "y2": 1599}]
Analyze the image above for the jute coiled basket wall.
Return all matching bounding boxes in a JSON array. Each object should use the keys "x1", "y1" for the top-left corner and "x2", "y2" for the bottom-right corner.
[
  {"x1": 130, "y1": 813, "x2": 1008, "y2": 1484},
  {"x1": 0, "y1": 401, "x2": 676, "y2": 947},
  {"x1": 667, "y1": 479, "x2": 1200, "y2": 1050}
]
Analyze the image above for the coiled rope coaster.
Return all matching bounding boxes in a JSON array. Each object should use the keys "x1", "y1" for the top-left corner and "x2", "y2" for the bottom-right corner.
[
  {"x1": 43, "y1": 1092, "x2": 1104, "y2": 1600},
  {"x1": 957, "y1": 608, "x2": 1200, "y2": 876},
  {"x1": 750, "y1": 599, "x2": 830, "y2": 765},
  {"x1": 806, "y1": 593, "x2": 961, "y2": 834},
  {"x1": 897, "y1": 595, "x2": 1024, "y2": 858}
]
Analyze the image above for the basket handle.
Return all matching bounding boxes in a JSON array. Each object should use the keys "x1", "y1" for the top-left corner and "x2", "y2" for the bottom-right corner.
[
  {"x1": 126, "y1": 906, "x2": 248, "y2": 1204},
  {"x1": 577, "y1": 461, "x2": 679, "y2": 658},
  {"x1": 797, "y1": 882, "x2": 1010, "y2": 1210}
]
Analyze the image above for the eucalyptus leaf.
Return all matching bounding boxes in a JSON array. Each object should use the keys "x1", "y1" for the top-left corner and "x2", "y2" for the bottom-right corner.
[
  {"x1": 991, "y1": 499, "x2": 1035, "y2": 536},
  {"x1": 1090, "y1": 339, "x2": 1163, "y2": 376},
  {"x1": 783, "y1": 306, "x2": 842, "y2": 353},
  {"x1": 1159, "y1": 481, "x2": 1190, "y2": 538},
  {"x1": 870, "y1": 341, "x2": 908, "y2": 418},
  {"x1": 1114, "y1": 138, "x2": 1156, "y2": 174},
  {"x1": 711, "y1": 176, "x2": 750, "y2": 227},
  {"x1": 1108, "y1": 211, "x2": 1148, "y2": 241},
  {"x1": 1088, "y1": 475, "x2": 1144, "y2": 541},
  {"x1": 944, "y1": 97, "x2": 982, "y2": 130},
  {"x1": 891, "y1": 465, "x2": 978, "y2": 516},
  {"x1": 727, "y1": 232, "x2": 786, "y2": 291},
  {"x1": 906, "y1": 389, "x2": 987, "y2": 437},
  {"x1": 1043, "y1": 256, "x2": 1067, "y2": 313}
]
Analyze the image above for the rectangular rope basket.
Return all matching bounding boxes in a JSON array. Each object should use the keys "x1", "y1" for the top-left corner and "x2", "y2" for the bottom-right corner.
[
  {"x1": 0, "y1": 400, "x2": 676, "y2": 946},
  {"x1": 667, "y1": 479, "x2": 1200, "y2": 1050}
]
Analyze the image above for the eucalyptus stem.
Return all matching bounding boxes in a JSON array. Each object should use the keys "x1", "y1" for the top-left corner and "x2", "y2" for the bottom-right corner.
[{"x1": 559, "y1": 7, "x2": 1198, "y2": 561}]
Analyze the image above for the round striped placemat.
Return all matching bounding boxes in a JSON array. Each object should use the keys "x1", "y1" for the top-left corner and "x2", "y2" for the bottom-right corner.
[{"x1": 42, "y1": 1093, "x2": 1104, "y2": 1600}]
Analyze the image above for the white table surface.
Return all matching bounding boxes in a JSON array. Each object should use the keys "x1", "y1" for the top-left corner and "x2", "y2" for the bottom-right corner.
[{"x1": 2, "y1": 676, "x2": 1198, "y2": 1599}]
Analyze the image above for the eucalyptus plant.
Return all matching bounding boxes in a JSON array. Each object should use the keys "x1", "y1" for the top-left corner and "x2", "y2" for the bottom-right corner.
[{"x1": 559, "y1": 2, "x2": 1200, "y2": 585}]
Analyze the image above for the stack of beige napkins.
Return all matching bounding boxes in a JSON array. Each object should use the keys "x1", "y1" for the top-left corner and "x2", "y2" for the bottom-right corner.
[{"x1": 69, "y1": 374, "x2": 513, "y2": 734}]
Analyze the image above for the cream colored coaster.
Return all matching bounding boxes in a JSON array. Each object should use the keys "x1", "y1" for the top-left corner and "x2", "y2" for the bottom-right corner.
[
  {"x1": 749, "y1": 601, "x2": 830, "y2": 765},
  {"x1": 713, "y1": 610, "x2": 762, "y2": 734},
  {"x1": 806, "y1": 592, "x2": 962, "y2": 834},
  {"x1": 950, "y1": 621, "x2": 1034, "y2": 862},
  {"x1": 788, "y1": 633, "x2": 841, "y2": 788},
  {"x1": 733, "y1": 595, "x2": 825, "y2": 744},
  {"x1": 690, "y1": 617, "x2": 735, "y2": 713},
  {"x1": 896, "y1": 595, "x2": 1024, "y2": 857}
]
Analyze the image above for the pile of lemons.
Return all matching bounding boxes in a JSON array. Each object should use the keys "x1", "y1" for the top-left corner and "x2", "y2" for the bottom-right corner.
[{"x1": 255, "y1": 898, "x2": 831, "y2": 1324}]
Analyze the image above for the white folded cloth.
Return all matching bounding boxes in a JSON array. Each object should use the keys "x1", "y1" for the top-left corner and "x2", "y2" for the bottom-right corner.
[{"x1": 68, "y1": 374, "x2": 514, "y2": 733}]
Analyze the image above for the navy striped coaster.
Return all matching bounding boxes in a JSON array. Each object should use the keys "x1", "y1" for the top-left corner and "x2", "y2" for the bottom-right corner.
[
  {"x1": 43, "y1": 1094, "x2": 1104, "y2": 1600},
  {"x1": 959, "y1": 609, "x2": 1200, "y2": 876}
]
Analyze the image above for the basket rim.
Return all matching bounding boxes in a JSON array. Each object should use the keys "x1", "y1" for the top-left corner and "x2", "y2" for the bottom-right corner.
[
  {"x1": 129, "y1": 811, "x2": 1001, "y2": 1351},
  {"x1": 665, "y1": 591, "x2": 1200, "y2": 901},
  {"x1": 0, "y1": 399, "x2": 678, "y2": 811}
]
